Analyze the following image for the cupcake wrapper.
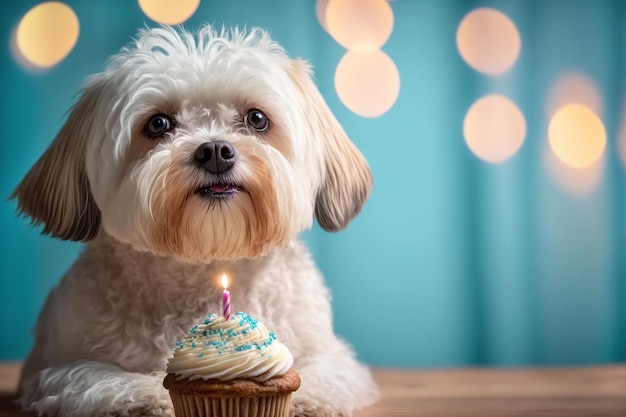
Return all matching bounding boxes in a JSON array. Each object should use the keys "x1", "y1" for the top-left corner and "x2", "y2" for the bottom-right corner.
[{"x1": 170, "y1": 392, "x2": 292, "y2": 417}]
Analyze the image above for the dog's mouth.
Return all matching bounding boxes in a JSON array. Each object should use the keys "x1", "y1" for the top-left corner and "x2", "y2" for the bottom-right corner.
[{"x1": 195, "y1": 183, "x2": 244, "y2": 199}]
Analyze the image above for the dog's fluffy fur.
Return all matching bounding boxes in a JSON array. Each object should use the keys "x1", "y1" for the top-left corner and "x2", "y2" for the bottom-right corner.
[{"x1": 12, "y1": 25, "x2": 378, "y2": 417}]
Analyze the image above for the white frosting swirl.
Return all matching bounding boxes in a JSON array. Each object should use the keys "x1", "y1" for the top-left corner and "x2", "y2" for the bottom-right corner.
[{"x1": 167, "y1": 313, "x2": 293, "y2": 382}]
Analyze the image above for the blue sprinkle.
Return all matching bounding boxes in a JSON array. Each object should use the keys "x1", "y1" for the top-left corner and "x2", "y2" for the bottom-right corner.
[
  {"x1": 253, "y1": 333, "x2": 276, "y2": 350},
  {"x1": 191, "y1": 342, "x2": 196, "y2": 348},
  {"x1": 234, "y1": 344, "x2": 253, "y2": 352},
  {"x1": 237, "y1": 313, "x2": 258, "y2": 330},
  {"x1": 198, "y1": 352, "x2": 205, "y2": 358}
]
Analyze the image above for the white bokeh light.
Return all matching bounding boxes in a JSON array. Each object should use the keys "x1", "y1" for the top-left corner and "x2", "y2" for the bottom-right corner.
[
  {"x1": 334, "y1": 49, "x2": 400, "y2": 118},
  {"x1": 326, "y1": 0, "x2": 394, "y2": 51},
  {"x1": 456, "y1": 8, "x2": 521, "y2": 75},
  {"x1": 463, "y1": 95, "x2": 526, "y2": 163},
  {"x1": 315, "y1": 0, "x2": 331, "y2": 32},
  {"x1": 547, "y1": 72, "x2": 603, "y2": 118}
]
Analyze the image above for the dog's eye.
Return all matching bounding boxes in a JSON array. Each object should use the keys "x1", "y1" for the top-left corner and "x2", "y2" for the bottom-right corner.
[
  {"x1": 145, "y1": 114, "x2": 173, "y2": 137},
  {"x1": 245, "y1": 109, "x2": 269, "y2": 133}
]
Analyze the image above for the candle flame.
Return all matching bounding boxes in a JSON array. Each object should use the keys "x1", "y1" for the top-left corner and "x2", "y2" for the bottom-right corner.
[{"x1": 221, "y1": 274, "x2": 229, "y2": 289}]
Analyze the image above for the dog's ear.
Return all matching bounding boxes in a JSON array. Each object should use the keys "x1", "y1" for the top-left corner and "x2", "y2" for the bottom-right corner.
[
  {"x1": 11, "y1": 79, "x2": 103, "y2": 242},
  {"x1": 288, "y1": 60, "x2": 373, "y2": 232}
]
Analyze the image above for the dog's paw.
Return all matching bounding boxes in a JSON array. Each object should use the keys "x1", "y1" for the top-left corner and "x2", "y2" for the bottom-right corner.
[
  {"x1": 290, "y1": 397, "x2": 350, "y2": 417},
  {"x1": 102, "y1": 393, "x2": 174, "y2": 417},
  {"x1": 101, "y1": 372, "x2": 174, "y2": 417}
]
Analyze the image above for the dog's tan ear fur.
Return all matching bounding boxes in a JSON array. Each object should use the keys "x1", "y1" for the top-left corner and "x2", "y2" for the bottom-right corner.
[
  {"x1": 288, "y1": 60, "x2": 373, "y2": 232},
  {"x1": 11, "y1": 82, "x2": 102, "y2": 242}
]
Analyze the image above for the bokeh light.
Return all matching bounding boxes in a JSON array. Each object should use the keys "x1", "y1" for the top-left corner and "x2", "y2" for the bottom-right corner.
[
  {"x1": 547, "y1": 72, "x2": 602, "y2": 117},
  {"x1": 138, "y1": 0, "x2": 200, "y2": 25},
  {"x1": 463, "y1": 95, "x2": 526, "y2": 163},
  {"x1": 544, "y1": 142, "x2": 604, "y2": 196},
  {"x1": 15, "y1": 2, "x2": 79, "y2": 68},
  {"x1": 548, "y1": 104, "x2": 606, "y2": 168},
  {"x1": 316, "y1": 0, "x2": 331, "y2": 32},
  {"x1": 456, "y1": 8, "x2": 521, "y2": 75},
  {"x1": 326, "y1": 0, "x2": 394, "y2": 51},
  {"x1": 335, "y1": 49, "x2": 400, "y2": 118}
]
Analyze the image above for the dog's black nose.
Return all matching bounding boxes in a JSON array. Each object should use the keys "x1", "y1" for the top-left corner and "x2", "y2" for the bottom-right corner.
[{"x1": 194, "y1": 141, "x2": 236, "y2": 174}]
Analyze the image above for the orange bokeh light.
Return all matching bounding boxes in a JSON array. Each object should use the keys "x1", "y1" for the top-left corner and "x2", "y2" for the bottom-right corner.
[
  {"x1": 15, "y1": 2, "x2": 79, "y2": 68},
  {"x1": 548, "y1": 104, "x2": 606, "y2": 169},
  {"x1": 138, "y1": 0, "x2": 200, "y2": 25}
]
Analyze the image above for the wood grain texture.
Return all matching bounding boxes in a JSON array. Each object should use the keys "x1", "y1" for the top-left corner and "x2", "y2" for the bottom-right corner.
[
  {"x1": 354, "y1": 367, "x2": 626, "y2": 417},
  {"x1": 1, "y1": 363, "x2": 625, "y2": 417}
]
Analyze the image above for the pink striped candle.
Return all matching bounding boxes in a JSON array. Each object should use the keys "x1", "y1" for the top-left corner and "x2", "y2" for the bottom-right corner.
[{"x1": 221, "y1": 274, "x2": 231, "y2": 320}]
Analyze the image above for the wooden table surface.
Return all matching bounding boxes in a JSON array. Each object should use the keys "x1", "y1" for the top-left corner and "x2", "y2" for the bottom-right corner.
[{"x1": 1, "y1": 362, "x2": 625, "y2": 416}]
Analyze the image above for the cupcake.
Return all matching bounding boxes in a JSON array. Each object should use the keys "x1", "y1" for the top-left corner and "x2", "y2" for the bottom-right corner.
[{"x1": 164, "y1": 312, "x2": 300, "y2": 417}]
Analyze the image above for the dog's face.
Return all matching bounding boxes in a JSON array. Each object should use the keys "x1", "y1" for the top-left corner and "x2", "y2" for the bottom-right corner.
[{"x1": 13, "y1": 26, "x2": 372, "y2": 262}]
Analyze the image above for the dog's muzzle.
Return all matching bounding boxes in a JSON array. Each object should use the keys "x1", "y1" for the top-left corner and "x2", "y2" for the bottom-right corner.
[
  {"x1": 193, "y1": 141, "x2": 243, "y2": 199},
  {"x1": 194, "y1": 141, "x2": 236, "y2": 175}
]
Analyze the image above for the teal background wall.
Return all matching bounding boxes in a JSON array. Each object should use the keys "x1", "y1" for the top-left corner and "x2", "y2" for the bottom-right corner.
[{"x1": 1, "y1": 0, "x2": 625, "y2": 367}]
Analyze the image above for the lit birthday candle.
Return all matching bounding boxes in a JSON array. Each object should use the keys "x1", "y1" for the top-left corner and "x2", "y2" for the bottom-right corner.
[{"x1": 221, "y1": 274, "x2": 231, "y2": 320}]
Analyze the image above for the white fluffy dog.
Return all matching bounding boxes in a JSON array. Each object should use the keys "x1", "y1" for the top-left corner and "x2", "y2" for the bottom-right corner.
[{"x1": 12, "y1": 25, "x2": 378, "y2": 417}]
